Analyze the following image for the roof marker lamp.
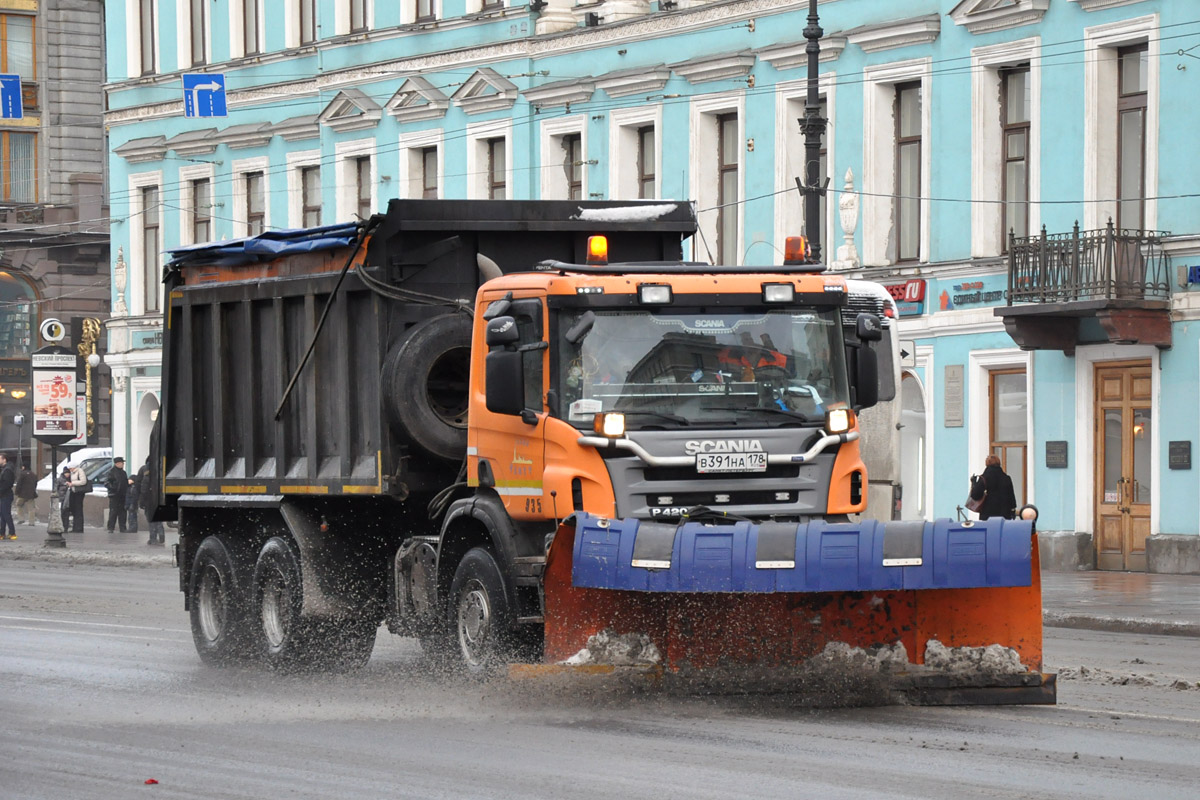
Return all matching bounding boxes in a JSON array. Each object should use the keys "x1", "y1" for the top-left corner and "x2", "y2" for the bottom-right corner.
[
  {"x1": 783, "y1": 235, "x2": 810, "y2": 265},
  {"x1": 587, "y1": 235, "x2": 609, "y2": 265},
  {"x1": 762, "y1": 283, "x2": 795, "y2": 304},
  {"x1": 638, "y1": 283, "x2": 672, "y2": 304},
  {"x1": 594, "y1": 412, "x2": 626, "y2": 438},
  {"x1": 826, "y1": 407, "x2": 853, "y2": 434}
]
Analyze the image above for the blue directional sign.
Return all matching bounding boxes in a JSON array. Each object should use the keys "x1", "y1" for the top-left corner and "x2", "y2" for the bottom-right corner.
[
  {"x1": 0, "y1": 74, "x2": 23, "y2": 120},
  {"x1": 182, "y1": 73, "x2": 227, "y2": 118}
]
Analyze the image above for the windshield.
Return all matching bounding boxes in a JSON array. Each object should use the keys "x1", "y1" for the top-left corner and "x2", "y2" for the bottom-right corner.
[{"x1": 557, "y1": 307, "x2": 850, "y2": 428}]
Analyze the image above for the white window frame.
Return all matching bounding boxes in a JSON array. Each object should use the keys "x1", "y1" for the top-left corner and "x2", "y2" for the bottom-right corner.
[
  {"x1": 286, "y1": 0, "x2": 320, "y2": 48},
  {"x1": 609, "y1": 105, "x2": 661, "y2": 201},
  {"x1": 126, "y1": 0, "x2": 160, "y2": 76},
  {"x1": 335, "y1": 139, "x2": 375, "y2": 221},
  {"x1": 400, "y1": 0, "x2": 440, "y2": 24},
  {"x1": 862, "y1": 58, "x2": 932, "y2": 265},
  {"x1": 334, "y1": 0, "x2": 373, "y2": 35},
  {"x1": 231, "y1": 155, "x2": 270, "y2": 238},
  {"x1": 689, "y1": 91, "x2": 744, "y2": 265},
  {"x1": 465, "y1": 119, "x2": 512, "y2": 200},
  {"x1": 229, "y1": 0, "x2": 265, "y2": 59},
  {"x1": 399, "y1": 128, "x2": 443, "y2": 199},
  {"x1": 774, "y1": 76, "x2": 836, "y2": 264},
  {"x1": 178, "y1": 163, "x2": 216, "y2": 246},
  {"x1": 465, "y1": 0, "x2": 506, "y2": 12},
  {"x1": 968, "y1": 348, "x2": 1035, "y2": 519},
  {"x1": 540, "y1": 114, "x2": 586, "y2": 200},
  {"x1": 970, "y1": 38, "x2": 1041, "y2": 256},
  {"x1": 286, "y1": 149, "x2": 321, "y2": 227},
  {"x1": 1083, "y1": 14, "x2": 1159, "y2": 231},
  {"x1": 176, "y1": 0, "x2": 211, "y2": 67},
  {"x1": 128, "y1": 170, "x2": 163, "y2": 317}
]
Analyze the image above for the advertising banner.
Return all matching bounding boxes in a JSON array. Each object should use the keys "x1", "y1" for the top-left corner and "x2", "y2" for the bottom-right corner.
[{"x1": 32, "y1": 370, "x2": 77, "y2": 436}]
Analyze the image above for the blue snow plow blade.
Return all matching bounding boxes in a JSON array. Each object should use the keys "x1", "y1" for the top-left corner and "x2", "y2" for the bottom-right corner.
[{"x1": 570, "y1": 512, "x2": 1032, "y2": 593}]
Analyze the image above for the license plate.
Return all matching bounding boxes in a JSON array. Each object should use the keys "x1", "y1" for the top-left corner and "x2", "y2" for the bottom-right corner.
[{"x1": 695, "y1": 452, "x2": 768, "y2": 473}]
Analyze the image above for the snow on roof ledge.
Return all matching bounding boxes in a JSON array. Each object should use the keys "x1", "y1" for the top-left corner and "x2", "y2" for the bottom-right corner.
[{"x1": 570, "y1": 203, "x2": 683, "y2": 223}]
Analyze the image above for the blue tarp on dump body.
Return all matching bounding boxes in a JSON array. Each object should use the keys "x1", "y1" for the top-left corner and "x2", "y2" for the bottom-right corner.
[{"x1": 164, "y1": 222, "x2": 363, "y2": 270}]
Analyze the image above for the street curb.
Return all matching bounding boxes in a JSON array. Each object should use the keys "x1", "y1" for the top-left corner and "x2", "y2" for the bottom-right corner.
[
  {"x1": 1043, "y1": 611, "x2": 1200, "y2": 638},
  {"x1": 0, "y1": 548, "x2": 172, "y2": 568}
]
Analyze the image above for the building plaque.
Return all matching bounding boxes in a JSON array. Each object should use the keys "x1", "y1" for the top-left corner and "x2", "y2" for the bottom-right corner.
[
  {"x1": 1045, "y1": 440, "x2": 1068, "y2": 469},
  {"x1": 944, "y1": 364, "x2": 963, "y2": 427},
  {"x1": 1169, "y1": 441, "x2": 1191, "y2": 470}
]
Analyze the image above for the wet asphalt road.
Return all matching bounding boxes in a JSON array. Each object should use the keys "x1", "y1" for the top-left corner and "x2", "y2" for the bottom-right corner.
[{"x1": 2, "y1": 560, "x2": 1199, "y2": 800}]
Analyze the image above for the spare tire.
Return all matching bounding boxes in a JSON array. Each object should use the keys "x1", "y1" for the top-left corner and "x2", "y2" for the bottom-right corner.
[{"x1": 382, "y1": 313, "x2": 473, "y2": 461}]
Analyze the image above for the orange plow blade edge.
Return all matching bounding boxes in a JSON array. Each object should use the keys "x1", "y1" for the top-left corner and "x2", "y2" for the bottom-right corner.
[{"x1": 537, "y1": 519, "x2": 1055, "y2": 705}]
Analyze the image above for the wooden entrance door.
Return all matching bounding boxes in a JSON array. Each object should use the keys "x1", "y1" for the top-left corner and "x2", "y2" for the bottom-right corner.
[{"x1": 1094, "y1": 361, "x2": 1152, "y2": 571}]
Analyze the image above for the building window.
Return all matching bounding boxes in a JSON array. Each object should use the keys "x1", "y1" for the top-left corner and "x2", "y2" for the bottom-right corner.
[
  {"x1": 0, "y1": 131, "x2": 35, "y2": 201},
  {"x1": 1001, "y1": 66, "x2": 1030, "y2": 245},
  {"x1": 189, "y1": 0, "x2": 206, "y2": 66},
  {"x1": 355, "y1": 156, "x2": 372, "y2": 220},
  {"x1": 637, "y1": 126, "x2": 655, "y2": 199},
  {"x1": 989, "y1": 368, "x2": 1027, "y2": 507},
  {"x1": 191, "y1": 178, "x2": 211, "y2": 243},
  {"x1": 0, "y1": 270, "x2": 35, "y2": 361},
  {"x1": 1, "y1": 14, "x2": 35, "y2": 80},
  {"x1": 244, "y1": 0, "x2": 261, "y2": 56},
  {"x1": 894, "y1": 82, "x2": 921, "y2": 263},
  {"x1": 138, "y1": 0, "x2": 155, "y2": 74},
  {"x1": 1117, "y1": 44, "x2": 1147, "y2": 231},
  {"x1": 487, "y1": 137, "x2": 505, "y2": 200},
  {"x1": 301, "y1": 166, "x2": 320, "y2": 226},
  {"x1": 245, "y1": 171, "x2": 265, "y2": 236},
  {"x1": 421, "y1": 147, "x2": 438, "y2": 198},
  {"x1": 416, "y1": 0, "x2": 434, "y2": 22},
  {"x1": 299, "y1": 0, "x2": 316, "y2": 44},
  {"x1": 350, "y1": 0, "x2": 367, "y2": 32},
  {"x1": 716, "y1": 113, "x2": 739, "y2": 265},
  {"x1": 562, "y1": 134, "x2": 582, "y2": 201},
  {"x1": 142, "y1": 186, "x2": 161, "y2": 313},
  {"x1": 481, "y1": 0, "x2": 502, "y2": 8}
]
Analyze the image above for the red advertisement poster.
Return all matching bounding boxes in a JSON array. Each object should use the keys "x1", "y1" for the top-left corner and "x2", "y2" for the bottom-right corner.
[{"x1": 33, "y1": 370, "x2": 77, "y2": 435}]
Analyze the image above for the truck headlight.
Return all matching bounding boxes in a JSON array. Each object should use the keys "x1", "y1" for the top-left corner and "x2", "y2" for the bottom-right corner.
[
  {"x1": 638, "y1": 284, "x2": 672, "y2": 305},
  {"x1": 593, "y1": 412, "x2": 626, "y2": 437},
  {"x1": 826, "y1": 408, "x2": 852, "y2": 434},
  {"x1": 762, "y1": 283, "x2": 795, "y2": 304}
]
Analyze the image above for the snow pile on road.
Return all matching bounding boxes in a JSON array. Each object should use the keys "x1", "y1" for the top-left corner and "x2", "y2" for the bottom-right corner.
[
  {"x1": 562, "y1": 630, "x2": 661, "y2": 667},
  {"x1": 923, "y1": 640, "x2": 1026, "y2": 675},
  {"x1": 806, "y1": 641, "x2": 910, "y2": 672}
]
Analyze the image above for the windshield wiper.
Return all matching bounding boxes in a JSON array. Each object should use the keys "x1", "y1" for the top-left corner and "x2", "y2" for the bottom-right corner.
[
  {"x1": 618, "y1": 410, "x2": 690, "y2": 427},
  {"x1": 704, "y1": 406, "x2": 814, "y2": 424}
]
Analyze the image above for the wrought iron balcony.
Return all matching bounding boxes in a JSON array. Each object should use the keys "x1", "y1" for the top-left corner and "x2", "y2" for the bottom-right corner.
[
  {"x1": 1006, "y1": 221, "x2": 1170, "y2": 305},
  {"x1": 996, "y1": 221, "x2": 1173, "y2": 353}
]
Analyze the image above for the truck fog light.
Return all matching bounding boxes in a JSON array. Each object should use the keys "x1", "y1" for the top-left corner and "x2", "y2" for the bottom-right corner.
[
  {"x1": 638, "y1": 284, "x2": 672, "y2": 304},
  {"x1": 594, "y1": 412, "x2": 626, "y2": 437},
  {"x1": 762, "y1": 283, "x2": 795, "y2": 304},
  {"x1": 826, "y1": 408, "x2": 851, "y2": 434}
]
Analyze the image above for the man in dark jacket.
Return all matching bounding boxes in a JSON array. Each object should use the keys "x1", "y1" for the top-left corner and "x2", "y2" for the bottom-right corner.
[
  {"x1": 15, "y1": 463, "x2": 37, "y2": 525},
  {"x1": 104, "y1": 457, "x2": 129, "y2": 532},
  {"x1": 970, "y1": 455, "x2": 1018, "y2": 521},
  {"x1": 137, "y1": 456, "x2": 164, "y2": 545},
  {"x1": 0, "y1": 453, "x2": 15, "y2": 539}
]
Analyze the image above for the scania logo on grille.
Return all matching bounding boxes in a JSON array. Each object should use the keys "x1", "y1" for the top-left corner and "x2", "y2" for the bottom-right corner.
[{"x1": 683, "y1": 439, "x2": 765, "y2": 456}]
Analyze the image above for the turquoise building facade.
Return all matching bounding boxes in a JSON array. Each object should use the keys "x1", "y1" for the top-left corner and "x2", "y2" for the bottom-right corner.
[{"x1": 104, "y1": 0, "x2": 1200, "y2": 571}]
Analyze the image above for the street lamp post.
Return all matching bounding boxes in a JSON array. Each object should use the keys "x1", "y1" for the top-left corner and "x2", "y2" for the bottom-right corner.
[{"x1": 13, "y1": 413, "x2": 23, "y2": 471}]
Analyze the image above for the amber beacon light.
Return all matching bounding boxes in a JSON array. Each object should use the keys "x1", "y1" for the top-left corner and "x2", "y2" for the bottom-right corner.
[{"x1": 586, "y1": 235, "x2": 609, "y2": 264}]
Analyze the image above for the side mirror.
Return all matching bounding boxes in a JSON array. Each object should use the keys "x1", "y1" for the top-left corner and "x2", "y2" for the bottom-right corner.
[
  {"x1": 855, "y1": 346, "x2": 879, "y2": 409},
  {"x1": 564, "y1": 310, "x2": 596, "y2": 345},
  {"x1": 485, "y1": 350, "x2": 524, "y2": 415},
  {"x1": 485, "y1": 315, "x2": 520, "y2": 348},
  {"x1": 856, "y1": 313, "x2": 883, "y2": 342}
]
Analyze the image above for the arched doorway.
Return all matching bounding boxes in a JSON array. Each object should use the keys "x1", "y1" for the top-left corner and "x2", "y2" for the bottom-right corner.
[
  {"x1": 133, "y1": 392, "x2": 160, "y2": 470},
  {"x1": 899, "y1": 371, "x2": 927, "y2": 520}
]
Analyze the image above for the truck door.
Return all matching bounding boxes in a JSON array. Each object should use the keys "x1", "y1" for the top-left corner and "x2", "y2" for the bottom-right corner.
[{"x1": 472, "y1": 297, "x2": 549, "y2": 521}]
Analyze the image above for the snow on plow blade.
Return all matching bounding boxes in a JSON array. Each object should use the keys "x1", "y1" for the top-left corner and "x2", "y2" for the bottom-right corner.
[{"x1": 540, "y1": 513, "x2": 1054, "y2": 705}]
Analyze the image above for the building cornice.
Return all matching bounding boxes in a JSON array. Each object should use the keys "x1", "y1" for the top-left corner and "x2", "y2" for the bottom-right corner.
[
  {"x1": 1068, "y1": 0, "x2": 1149, "y2": 11},
  {"x1": 594, "y1": 64, "x2": 671, "y2": 98},
  {"x1": 668, "y1": 51, "x2": 756, "y2": 84},
  {"x1": 950, "y1": 0, "x2": 1049, "y2": 36},
  {"x1": 522, "y1": 78, "x2": 596, "y2": 109},
  {"x1": 847, "y1": 14, "x2": 940, "y2": 54},
  {"x1": 756, "y1": 34, "x2": 846, "y2": 71},
  {"x1": 316, "y1": 88, "x2": 384, "y2": 132},
  {"x1": 385, "y1": 77, "x2": 450, "y2": 122}
]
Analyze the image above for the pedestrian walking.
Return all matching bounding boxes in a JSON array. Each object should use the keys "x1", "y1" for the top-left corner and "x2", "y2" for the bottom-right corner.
[
  {"x1": 14, "y1": 463, "x2": 37, "y2": 526},
  {"x1": 57, "y1": 467, "x2": 72, "y2": 531},
  {"x1": 137, "y1": 456, "x2": 164, "y2": 545},
  {"x1": 969, "y1": 454, "x2": 1018, "y2": 521},
  {"x1": 104, "y1": 457, "x2": 129, "y2": 533},
  {"x1": 125, "y1": 469, "x2": 139, "y2": 533},
  {"x1": 0, "y1": 454, "x2": 15, "y2": 539},
  {"x1": 67, "y1": 464, "x2": 88, "y2": 532}
]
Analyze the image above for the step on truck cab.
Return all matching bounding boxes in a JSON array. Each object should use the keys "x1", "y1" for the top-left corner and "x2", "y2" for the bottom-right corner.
[{"x1": 157, "y1": 199, "x2": 1051, "y2": 703}]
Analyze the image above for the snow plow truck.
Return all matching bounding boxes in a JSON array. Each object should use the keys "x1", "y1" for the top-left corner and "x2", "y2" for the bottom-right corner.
[{"x1": 153, "y1": 199, "x2": 1053, "y2": 704}]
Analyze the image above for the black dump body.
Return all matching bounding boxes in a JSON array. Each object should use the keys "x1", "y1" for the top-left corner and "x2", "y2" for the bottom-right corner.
[{"x1": 152, "y1": 199, "x2": 696, "y2": 518}]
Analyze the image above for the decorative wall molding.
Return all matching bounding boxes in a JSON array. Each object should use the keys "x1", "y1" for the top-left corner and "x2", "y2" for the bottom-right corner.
[
  {"x1": 163, "y1": 128, "x2": 219, "y2": 156},
  {"x1": 595, "y1": 64, "x2": 671, "y2": 98},
  {"x1": 317, "y1": 88, "x2": 383, "y2": 132},
  {"x1": 217, "y1": 122, "x2": 274, "y2": 149},
  {"x1": 385, "y1": 77, "x2": 449, "y2": 122},
  {"x1": 452, "y1": 67, "x2": 519, "y2": 114},
  {"x1": 668, "y1": 51, "x2": 756, "y2": 84},
  {"x1": 1069, "y1": 0, "x2": 1150, "y2": 11},
  {"x1": 757, "y1": 35, "x2": 846, "y2": 70},
  {"x1": 847, "y1": 14, "x2": 940, "y2": 54},
  {"x1": 950, "y1": 0, "x2": 1049, "y2": 35},
  {"x1": 522, "y1": 78, "x2": 596, "y2": 109},
  {"x1": 113, "y1": 135, "x2": 167, "y2": 163},
  {"x1": 272, "y1": 114, "x2": 321, "y2": 141}
]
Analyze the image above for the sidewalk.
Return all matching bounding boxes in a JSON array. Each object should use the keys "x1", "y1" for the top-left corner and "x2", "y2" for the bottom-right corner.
[{"x1": 1, "y1": 523, "x2": 1197, "y2": 636}]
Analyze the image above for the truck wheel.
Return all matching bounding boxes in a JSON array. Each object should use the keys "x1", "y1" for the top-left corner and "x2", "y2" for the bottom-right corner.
[
  {"x1": 382, "y1": 314, "x2": 472, "y2": 461},
  {"x1": 448, "y1": 547, "x2": 514, "y2": 674},
  {"x1": 253, "y1": 536, "x2": 307, "y2": 670},
  {"x1": 190, "y1": 535, "x2": 254, "y2": 667}
]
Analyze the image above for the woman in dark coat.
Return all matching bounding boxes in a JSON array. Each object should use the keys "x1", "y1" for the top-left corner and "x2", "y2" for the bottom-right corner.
[{"x1": 970, "y1": 454, "x2": 1018, "y2": 520}]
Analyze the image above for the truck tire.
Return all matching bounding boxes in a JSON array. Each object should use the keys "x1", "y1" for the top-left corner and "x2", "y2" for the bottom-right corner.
[
  {"x1": 190, "y1": 535, "x2": 255, "y2": 667},
  {"x1": 448, "y1": 547, "x2": 514, "y2": 674},
  {"x1": 382, "y1": 313, "x2": 472, "y2": 461},
  {"x1": 253, "y1": 537, "x2": 377, "y2": 672}
]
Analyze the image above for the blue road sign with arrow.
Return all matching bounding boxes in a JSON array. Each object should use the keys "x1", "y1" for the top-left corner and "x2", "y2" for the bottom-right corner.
[
  {"x1": 0, "y1": 74, "x2": 23, "y2": 120},
  {"x1": 182, "y1": 73, "x2": 227, "y2": 118}
]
